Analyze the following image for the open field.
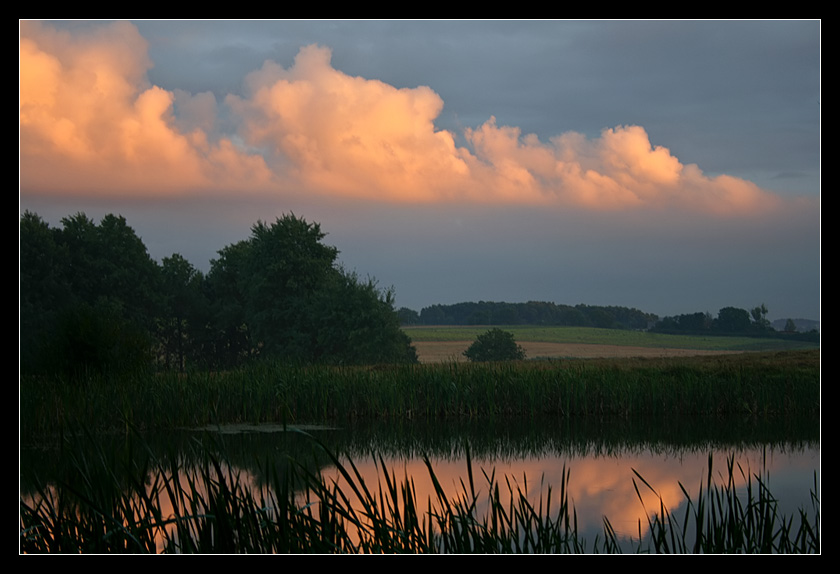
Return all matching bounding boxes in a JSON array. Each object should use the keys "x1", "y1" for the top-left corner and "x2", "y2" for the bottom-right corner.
[
  {"x1": 412, "y1": 340, "x2": 746, "y2": 363},
  {"x1": 404, "y1": 325, "x2": 819, "y2": 362}
]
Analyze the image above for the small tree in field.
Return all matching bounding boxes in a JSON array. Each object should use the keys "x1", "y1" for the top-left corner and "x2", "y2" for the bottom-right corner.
[{"x1": 463, "y1": 328, "x2": 526, "y2": 362}]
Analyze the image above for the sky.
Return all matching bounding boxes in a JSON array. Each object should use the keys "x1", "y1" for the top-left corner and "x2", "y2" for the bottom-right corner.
[{"x1": 19, "y1": 20, "x2": 821, "y2": 321}]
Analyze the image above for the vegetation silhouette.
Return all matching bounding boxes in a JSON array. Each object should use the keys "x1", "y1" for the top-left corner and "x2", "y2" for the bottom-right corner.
[
  {"x1": 20, "y1": 210, "x2": 417, "y2": 377},
  {"x1": 463, "y1": 328, "x2": 526, "y2": 362}
]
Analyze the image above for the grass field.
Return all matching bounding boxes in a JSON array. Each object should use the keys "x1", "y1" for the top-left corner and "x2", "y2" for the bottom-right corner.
[{"x1": 403, "y1": 325, "x2": 819, "y2": 362}]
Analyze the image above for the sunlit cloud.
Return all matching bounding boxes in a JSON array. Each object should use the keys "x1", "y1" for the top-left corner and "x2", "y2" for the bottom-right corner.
[
  {"x1": 20, "y1": 22, "x2": 787, "y2": 215},
  {"x1": 19, "y1": 21, "x2": 274, "y2": 197},
  {"x1": 465, "y1": 120, "x2": 781, "y2": 214},
  {"x1": 226, "y1": 43, "x2": 472, "y2": 202}
]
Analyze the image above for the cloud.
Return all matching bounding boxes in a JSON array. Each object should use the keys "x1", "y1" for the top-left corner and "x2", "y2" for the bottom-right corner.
[
  {"x1": 226, "y1": 44, "x2": 472, "y2": 202},
  {"x1": 20, "y1": 22, "x2": 787, "y2": 215},
  {"x1": 465, "y1": 120, "x2": 781, "y2": 214},
  {"x1": 19, "y1": 21, "x2": 273, "y2": 197}
]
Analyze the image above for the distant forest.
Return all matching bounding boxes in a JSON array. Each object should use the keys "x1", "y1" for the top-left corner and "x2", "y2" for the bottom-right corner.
[
  {"x1": 398, "y1": 301, "x2": 819, "y2": 342},
  {"x1": 400, "y1": 301, "x2": 656, "y2": 330}
]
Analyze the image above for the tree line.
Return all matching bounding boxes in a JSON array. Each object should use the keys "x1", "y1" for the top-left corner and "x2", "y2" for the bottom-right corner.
[
  {"x1": 20, "y1": 211, "x2": 417, "y2": 378},
  {"x1": 398, "y1": 300, "x2": 817, "y2": 342},
  {"x1": 650, "y1": 306, "x2": 818, "y2": 341},
  {"x1": 398, "y1": 301, "x2": 657, "y2": 330}
]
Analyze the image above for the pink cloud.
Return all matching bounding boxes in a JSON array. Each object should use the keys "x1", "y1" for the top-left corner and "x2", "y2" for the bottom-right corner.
[
  {"x1": 20, "y1": 22, "x2": 788, "y2": 215},
  {"x1": 226, "y1": 44, "x2": 472, "y2": 202},
  {"x1": 465, "y1": 119, "x2": 782, "y2": 213},
  {"x1": 19, "y1": 21, "x2": 273, "y2": 197}
]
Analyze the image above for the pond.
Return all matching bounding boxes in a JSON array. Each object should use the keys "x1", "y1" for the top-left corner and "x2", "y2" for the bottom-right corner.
[{"x1": 20, "y1": 414, "x2": 819, "y2": 553}]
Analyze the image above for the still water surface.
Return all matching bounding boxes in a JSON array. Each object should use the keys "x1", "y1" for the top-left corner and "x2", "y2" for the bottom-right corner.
[
  {"x1": 20, "y1": 415, "x2": 819, "y2": 552},
  {"x1": 326, "y1": 444, "x2": 818, "y2": 544}
]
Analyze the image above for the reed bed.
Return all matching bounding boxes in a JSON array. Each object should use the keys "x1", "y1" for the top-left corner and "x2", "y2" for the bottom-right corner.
[
  {"x1": 20, "y1": 435, "x2": 819, "y2": 554},
  {"x1": 21, "y1": 350, "x2": 819, "y2": 443}
]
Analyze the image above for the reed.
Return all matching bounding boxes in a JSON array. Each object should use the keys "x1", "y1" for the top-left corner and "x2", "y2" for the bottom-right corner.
[
  {"x1": 625, "y1": 453, "x2": 820, "y2": 553},
  {"x1": 20, "y1": 433, "x2": 819, "y2": 554},
  {"x1": 21, "y1": 350, "x2": 819, "y2": 443}
]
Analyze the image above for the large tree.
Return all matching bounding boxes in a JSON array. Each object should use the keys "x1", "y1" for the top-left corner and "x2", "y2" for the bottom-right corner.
[
  {"x1": 54, "y1": 213, "x2": 161, "y2": 322},
  {"x1": 207, "y1": 214, "x2": 417, "y2": 365},
  {"x1": 311, "y1": 271, "x2": 418, "y2": 365},
  {"x1": 244, "y1": 215, "x2": 339, "y2": 360},
  {"x1": 20, "y1": 212, "x2": 161, "y2": 376}
]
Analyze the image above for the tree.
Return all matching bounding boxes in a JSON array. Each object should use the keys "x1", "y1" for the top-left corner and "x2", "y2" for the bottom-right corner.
[
  {"x1": 463, "y1": 328, "x2": 526, "y2": 362},
  {"x1": 309, "y1": 271, "x2": 418, "y2": 365},
  {"x1": 158, "y1": 254, "x2": 208, "y2": 372},
  {"x1": 715, "y1": 307, "x2": 752, "y2": 333},
  {"x1": 206, "y1": 239, "x2": 255, "y2": 367},
  {"x1": 55, "y1": 213, "x2": 161, "y2": 324},
  {"x1": 20, "y1": 212, "x2": 71, "y2": 371},
  {"x1": 784, "y1": 318, "x2": 797, "y2": 333},
  {"x1": 20, "y1": 211, "x2": 160, "y2": 376},
  {"x1": 48, "y1": 300, "x2": 154, "y2": 377},
  {"x1": 241, "y1": 215, "x2": 340, "y2": 361},
  {"x1": 397, "y1": 307, "x2": 420, "y2": 325},
  {"x1": 750, "y1": 303, "x2": 771, "y2": 331},
  {"x1": 206, "y1": 213, "x2": 417, "y2": 365}
]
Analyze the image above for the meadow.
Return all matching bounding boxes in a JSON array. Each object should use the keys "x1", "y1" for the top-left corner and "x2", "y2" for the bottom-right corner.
[
  {"x1": 404, "y1": 325, "x2": 819, "y2": 351},
  {"x1": 405, "y1": 325, "x2": 819, "y2": 363}
]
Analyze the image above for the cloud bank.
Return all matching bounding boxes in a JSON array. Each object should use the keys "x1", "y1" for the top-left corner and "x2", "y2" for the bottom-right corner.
[{"x1": 20, "y1": 21, "x2": 785, "y2": 214}]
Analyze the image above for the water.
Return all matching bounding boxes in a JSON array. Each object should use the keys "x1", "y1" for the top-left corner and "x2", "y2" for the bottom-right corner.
[{"x1": 20, "y1": 415, "x2": 820, "y2": 552}]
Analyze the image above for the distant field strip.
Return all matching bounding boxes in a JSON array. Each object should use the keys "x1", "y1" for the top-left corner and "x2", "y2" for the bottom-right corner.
[
  {"x1": 411, "y1": 341, "x2": 746, "y2": 363},
  {"x1": 403, "y1": 325, "x2": 817, "y2": 362}
]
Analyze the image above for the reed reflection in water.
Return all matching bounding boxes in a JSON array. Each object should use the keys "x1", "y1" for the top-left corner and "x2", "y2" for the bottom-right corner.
[
  {"x1": 20, "y1": 423, "x2": 819, "y2": 553},
  {"x1": 321, "y1": 445, "x2": 818, "y2": 543}
]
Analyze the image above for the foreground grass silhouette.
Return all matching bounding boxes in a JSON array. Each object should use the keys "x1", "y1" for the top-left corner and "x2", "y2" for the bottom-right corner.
[{"x1": 20, "y1": 432, "x2": 819, "y2": 554}]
